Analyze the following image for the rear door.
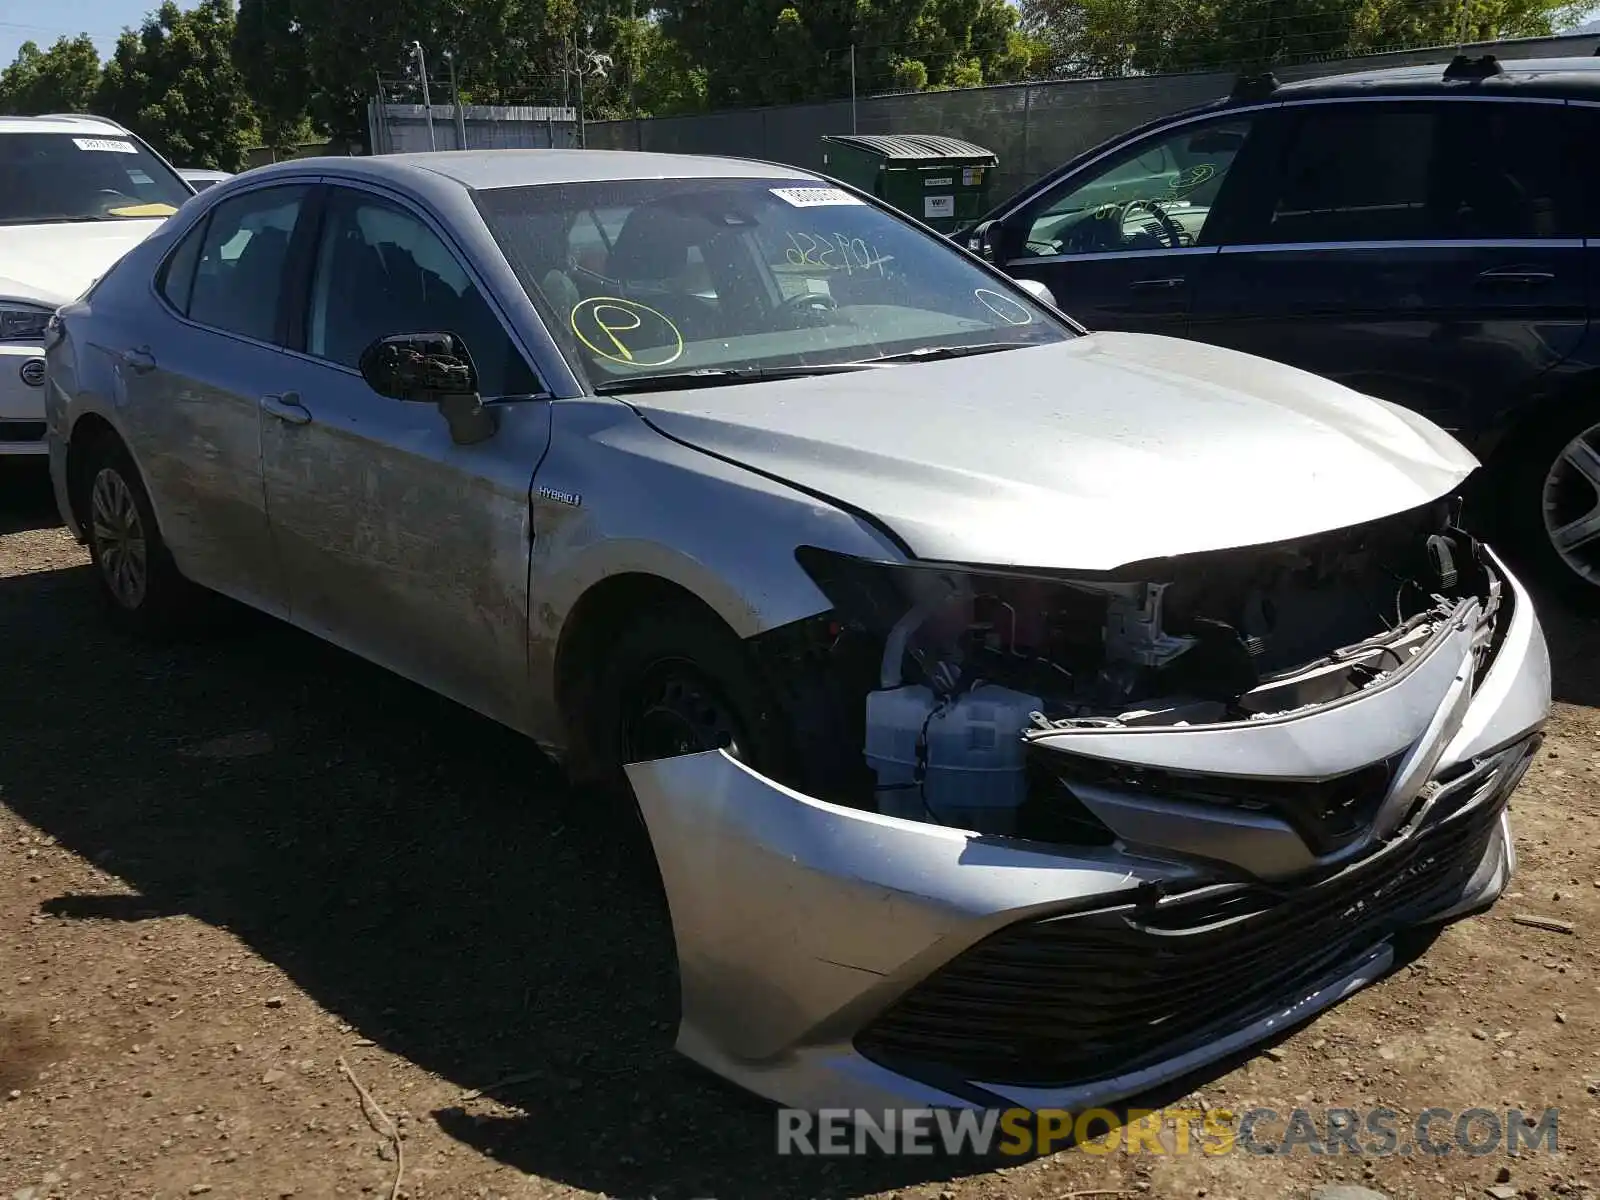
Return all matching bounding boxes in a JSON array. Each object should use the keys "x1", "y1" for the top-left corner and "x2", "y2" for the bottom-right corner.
[
  {"x1": 990, "y1": 111, "x2": 1272, "y2": 335},
  {"x1": 1187, "y1": 97, "x2": 1590, "y2": 447},
  {"x1": 128, "y1": 182, "x2": 312, "y2": 614}
]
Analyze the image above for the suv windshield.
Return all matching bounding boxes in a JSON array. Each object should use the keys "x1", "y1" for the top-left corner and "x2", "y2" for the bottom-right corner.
[
  {"x1": 477, "y1": 177, "x2": 1072, "y2": 386},
  {"x1": 0, "y1": 131, "x2": 192, "y2": 225}
]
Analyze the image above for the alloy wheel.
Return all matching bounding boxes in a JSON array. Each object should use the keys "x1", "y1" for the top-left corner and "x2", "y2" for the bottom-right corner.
[
  {"x1": 90, "y1": 466, "x2": 149, "y2": 610},
  {"x1": 1541, "y1": 425, "x2": 1600, "y2": 588},
  {"x1": 621, "y1": 659, "x2": 744, "y2": 763}
]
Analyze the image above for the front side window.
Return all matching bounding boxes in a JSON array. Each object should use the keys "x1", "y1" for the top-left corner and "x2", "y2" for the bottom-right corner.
[
  {"x1": 1015, "y1": 118, "x2": 1256, "y2": 258},
  {"x1": 1258, "y1": 101, "x2": 1581, "y2": 244},
  {"x1": 0, "y1": 132, "x2": 192, "y2": 225},
  {"x1": 477, "y1": 177, "x2": 1071, "y2": 388},
  {"x1": 187, "y1": 185, "x2": 308, "y2": 343},
  {"x1": 306, "y1": 189, "x2": 540, "y2": 397}
]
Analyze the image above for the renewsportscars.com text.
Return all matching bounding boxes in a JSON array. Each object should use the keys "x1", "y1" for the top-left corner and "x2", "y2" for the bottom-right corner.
[{"x1": 776, "y1": 1106, "x2": 1560, "y2": 1158}]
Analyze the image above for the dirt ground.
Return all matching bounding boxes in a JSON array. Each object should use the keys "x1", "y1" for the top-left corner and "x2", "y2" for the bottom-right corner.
[{"x1": 2, "y1": 457, "x2": 1599, "y2": 1200}]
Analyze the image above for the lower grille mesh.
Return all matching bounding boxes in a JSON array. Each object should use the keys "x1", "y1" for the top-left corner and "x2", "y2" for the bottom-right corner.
[
  {"x1": 857, "y1": 739, "x2": 1533, "y2": 1088},
  {"x1": 0, "y1": 421, "x2": 45, "y2": 443}
]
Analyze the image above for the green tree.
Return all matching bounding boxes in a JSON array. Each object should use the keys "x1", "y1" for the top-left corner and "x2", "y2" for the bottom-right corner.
[
  {"x1": 97, "y1": 0, "x2": 258, "y2": 170},
  {"x1": 234, "y1": 0, "x2": 319, "y2": 154},
  {"x1": 1022, "y1": 0, "x2": 1586, "y2": 77},
  {"x1": 0, "y1": 35, "x2": 103, "y2": 115},
  {"x1": 582, "y1": 11, "x2": 707, "y2": 117},
  {"x1": 657, "y1": 0, "x2": 1036, "y2": 107}
]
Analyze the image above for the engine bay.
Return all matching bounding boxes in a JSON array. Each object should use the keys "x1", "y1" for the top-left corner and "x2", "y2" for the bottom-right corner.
[{"x1": 770, "y1": 497, "x2": 1505, "y2": 836}]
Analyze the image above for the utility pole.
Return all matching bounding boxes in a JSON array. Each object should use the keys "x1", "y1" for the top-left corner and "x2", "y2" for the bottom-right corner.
[
  {"x1": 445, "y1": 50, "x2": 467, "y2": 150},
  {"x1": 409, "y1": 40, "x2": 437, "y2": 151},
  {"x1": 576, "y1": 46, "x2": 586, "y2": 148},
  {"x1": 850, "y1": 43, "x2": 858, "y2": 133}
]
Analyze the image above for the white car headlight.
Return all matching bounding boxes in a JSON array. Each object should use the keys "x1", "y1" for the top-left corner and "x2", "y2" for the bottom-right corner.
[{"x1": 0, "y1": 303, "x2": 55, "y2": 342}]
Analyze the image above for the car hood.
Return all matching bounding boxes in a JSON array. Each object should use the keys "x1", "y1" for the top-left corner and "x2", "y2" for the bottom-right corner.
[
  {"x1": 626, "y1": 332, "x2": 1479, "y2": 571},
  {"x1": 0, "y1": 219, "x2": 168, "y2": 307}
]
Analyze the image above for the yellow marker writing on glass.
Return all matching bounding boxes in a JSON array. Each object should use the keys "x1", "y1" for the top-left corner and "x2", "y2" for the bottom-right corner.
[{"x1": 569, "y1": 296, "x2": 684, "y2": 368}]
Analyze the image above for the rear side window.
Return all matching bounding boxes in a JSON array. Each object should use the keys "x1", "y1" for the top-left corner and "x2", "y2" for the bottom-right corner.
[
  {"x1": 187, "y1": 185, "x2": 308, "y2": 343},
  {"x1": 158, "y1": 218, "x2": 206, "y2": 315},
  {"x1": 1259, "y1": 101, "x2": 1582, "y2": 244}
]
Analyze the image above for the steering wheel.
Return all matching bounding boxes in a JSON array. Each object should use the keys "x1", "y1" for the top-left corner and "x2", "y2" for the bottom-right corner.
[
  {"x1": 1058, "y1": 200, "x2": 1187, "y2": 255},
  {"x1": 1125, "y1": 199, "x2": 1189, "y2": 248},
  {"x1": 777, "y1": 290, "x2": 838, "y2": 323}
]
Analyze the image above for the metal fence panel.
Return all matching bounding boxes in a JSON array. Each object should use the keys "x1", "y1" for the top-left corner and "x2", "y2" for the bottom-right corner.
[
  {"x1": 578, "y1": 31, "x2": 1598, "y2": 204},
  {"x1": 368, "y1": 103, "x2": 579, "y2": 154}
]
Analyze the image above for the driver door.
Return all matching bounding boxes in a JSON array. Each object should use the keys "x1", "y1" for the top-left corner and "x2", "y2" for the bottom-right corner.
[{"x1": 993, "y1": 113, "x2": 1268, "y2": 334}]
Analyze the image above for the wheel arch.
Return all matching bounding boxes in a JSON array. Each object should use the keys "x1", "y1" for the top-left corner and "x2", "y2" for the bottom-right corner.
[
  {"x1": 551, "y1": 569, "x2": 751, "y2": 781},
  {"x1": 63, "y1": 411, "x2": 125, "y2": 533},
  {"x1": 1475, "y1": 365, "x2": 1600, "y2": 483}
]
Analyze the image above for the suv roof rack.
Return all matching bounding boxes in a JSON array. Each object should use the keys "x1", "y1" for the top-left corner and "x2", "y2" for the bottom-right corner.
[
  {"x1": 1443, "y1": 53, "x2": 1503, "y2": 80},
  {"x1": 1230, "y1": 71, "x2": 1280, "y2": 101}
]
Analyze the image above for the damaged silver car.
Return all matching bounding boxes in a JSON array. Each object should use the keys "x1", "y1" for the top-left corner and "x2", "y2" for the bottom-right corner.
[{"x1": 44, "y1": 150, "x2": 1550, "y2": 1115}]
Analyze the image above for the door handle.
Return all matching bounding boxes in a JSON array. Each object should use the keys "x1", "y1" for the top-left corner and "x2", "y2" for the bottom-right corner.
[
  {"x1": 260, "y1": 392, "x2": 311, "y2": 426},
  {"x1": 1474, "y1": 267, "x2": 1555, "y2": 286},
  {"x1": 122, "y1": 346, "x2": 157, "y2": 374},
  {"x1": 1129, "y1": 277, "x2": 1186, "y2": 290}
]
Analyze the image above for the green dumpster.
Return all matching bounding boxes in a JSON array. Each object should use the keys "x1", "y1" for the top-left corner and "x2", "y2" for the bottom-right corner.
[{"x1": 820, "y1": 134, "x2": 998, "y2": 233}]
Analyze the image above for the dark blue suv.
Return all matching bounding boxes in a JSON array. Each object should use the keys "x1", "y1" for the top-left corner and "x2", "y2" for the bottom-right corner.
[{"x1": 962, "y1": 54, "x2": 1600, "y2": 602}]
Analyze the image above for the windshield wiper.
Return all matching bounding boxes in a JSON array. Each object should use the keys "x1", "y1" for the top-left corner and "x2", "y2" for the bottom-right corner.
[
  {"x1": 0, "y1": 215, "x2": 108, "y2": 226},
  {"x1": 595, "y1": 363, "x2": 882, "y2": 395},
  {"x1": 858, "y1": 342, "x2": 1028, "y2": 365}
]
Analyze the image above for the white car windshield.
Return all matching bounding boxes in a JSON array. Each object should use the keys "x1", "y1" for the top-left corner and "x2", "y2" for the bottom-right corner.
[
  {"x1": 0, "y1": 132, "x2": 192, "y2": 225},
  {"x1": 477, "y1": 177, "x2": 1073, "y2": 387}
]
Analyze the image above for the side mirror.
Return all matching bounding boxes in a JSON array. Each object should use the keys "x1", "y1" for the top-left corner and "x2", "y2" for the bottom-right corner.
[
  {"x1": 358, "y1": 332, "x2": 498, "y2": 445},
  {"x1": 966, "y1": 218, "x2": 1001, "y2": 264},
  {"x1": 1014, "y1": 278, "x2": 1057, "y2": 309}
]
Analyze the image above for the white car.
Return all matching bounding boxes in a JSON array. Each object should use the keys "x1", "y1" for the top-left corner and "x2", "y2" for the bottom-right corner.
[
  {"x1": 0, "y1": 114, "x2": 193, "y2": 455},
  {"x1": 177, "y1": 167, "x2": 232, "y2": 191}
]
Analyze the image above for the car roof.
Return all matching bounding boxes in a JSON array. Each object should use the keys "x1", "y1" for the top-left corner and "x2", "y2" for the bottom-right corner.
[
  {"x1": 0, "y1": 113, "x2": 133, "y2": 137},
  {"x1": 240, "y1": 148, "x2": 821, "y2": 192},
  {"x1": 1275, "y1": 52, "x2": 1600, "y2": 99}
]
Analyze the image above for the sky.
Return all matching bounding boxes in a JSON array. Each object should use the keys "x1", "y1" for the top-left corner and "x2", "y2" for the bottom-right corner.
[
  {"x1": 1, "y1": 0, "x2": 152, "y2": 65},
  {"x1": 2, "y1": 0, "x2": 1599, "y2": 71}
]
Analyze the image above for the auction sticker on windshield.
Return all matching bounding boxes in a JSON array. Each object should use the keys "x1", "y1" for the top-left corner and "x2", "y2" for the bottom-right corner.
[
  {"x1": 771, "y1": 186, "x2": 862, "y2": 208},
  {"x1": 73, "y1": 137, "x2": 139, "y2": 154}
]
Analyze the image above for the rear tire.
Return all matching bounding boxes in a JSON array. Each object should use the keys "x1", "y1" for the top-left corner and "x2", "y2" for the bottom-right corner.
[
  {"x1": 78, "y1": 436, "x2": 205, "y2": 636},
  {"x1": 1498, "y1": 396, "x2": 1600, "y2": 611}
]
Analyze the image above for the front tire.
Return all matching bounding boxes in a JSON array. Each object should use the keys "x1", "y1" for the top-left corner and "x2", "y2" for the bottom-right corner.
[
  {"x1": 79, "y1": 437, "x2": 202, "y2": 635},
  {"x1": 586, "y1": 602, "x2": 793, "y2": 794},
  {"x1": 1498, "y1": 396, "x2": 1600, "y2": 610}
]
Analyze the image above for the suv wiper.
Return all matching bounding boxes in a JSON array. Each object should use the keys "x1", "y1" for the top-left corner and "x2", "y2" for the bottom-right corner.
[
  {"x1": 859, "y1": 342, "x2": 1026, "y2": 365},
  {"x1": 595, "y1": 363, "x2": 882, "y2": 395}
]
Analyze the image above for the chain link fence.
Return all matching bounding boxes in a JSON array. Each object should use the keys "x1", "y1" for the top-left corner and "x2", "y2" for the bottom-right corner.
[{"x1": 583, "y1": 31, "x2": 1598, "y2": 206}]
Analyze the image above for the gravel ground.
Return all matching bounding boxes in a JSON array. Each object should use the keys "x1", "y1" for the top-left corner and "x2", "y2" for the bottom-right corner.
[{"x1": 1, "y1": 457, "x2": 1598, "y2": 1200}]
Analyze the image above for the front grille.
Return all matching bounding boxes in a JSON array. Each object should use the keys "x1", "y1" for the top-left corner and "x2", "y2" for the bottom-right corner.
[
  {"x1": 0, "y1": 421, "x2": 45, "y2": 443},
  {"x1": 857, "y1": 737, "x2": 1535, "y2": 1089},
  {"x1": 1042, "y1": 750, "x2": 1398, "y2": 855}
]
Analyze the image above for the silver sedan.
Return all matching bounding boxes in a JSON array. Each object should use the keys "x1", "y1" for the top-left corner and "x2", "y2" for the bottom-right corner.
[{"x1": 44, "y1": 150, "x2": 1549, "y2": 1115}]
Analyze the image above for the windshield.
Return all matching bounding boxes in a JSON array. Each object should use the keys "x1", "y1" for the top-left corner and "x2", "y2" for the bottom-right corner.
[
  {"x1": 476, "y1": 177, "x2": 1073, "y2": 386},
  {"x1": 0, "y1": 132, "x2": 192, "y2": 225}
]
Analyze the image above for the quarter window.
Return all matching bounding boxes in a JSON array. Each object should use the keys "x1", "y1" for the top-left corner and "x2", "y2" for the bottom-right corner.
[
  {"x1": 186, "y1": 185, "x2": 308, "y2": 343},
  {"x1": 157, "y1": 217, "x2": 205, "y2": 315},
  {"x1": 305, "y1": 189, "x2": 540, "y2": 397},
  {"x1": 1015, "y1": 118, "x2": 1256, "y2": 257}
]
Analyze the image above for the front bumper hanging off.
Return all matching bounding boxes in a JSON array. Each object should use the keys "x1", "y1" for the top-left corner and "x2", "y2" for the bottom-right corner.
[{"x1": 625, "y1": 549, "x2": 1550, "y2": 1114}]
